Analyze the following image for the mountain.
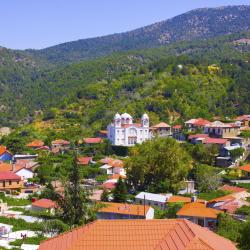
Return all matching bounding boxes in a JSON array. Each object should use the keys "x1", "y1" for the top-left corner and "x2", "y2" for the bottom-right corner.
[{"x1": 27, "y1": 5, "x2": 250, "y2": 65}]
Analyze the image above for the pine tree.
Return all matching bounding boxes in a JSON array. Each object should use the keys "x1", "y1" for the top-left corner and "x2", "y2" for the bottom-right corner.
[
  {"x1": 56, "y1": 156, "x2": 95, "y2": 227},
  {"x1": 113, "y1": 177, "x2": 128, "y2": 203}
]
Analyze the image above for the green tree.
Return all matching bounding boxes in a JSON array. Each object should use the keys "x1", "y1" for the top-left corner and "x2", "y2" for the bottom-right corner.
[
  {"x1": 55, "y1": 157, "x2": 95, "y2": 227},
  {"x1": 100, "y1": 189, "x2": 110, "y2": 202},
  {"x1": 193, "y1": 164, "x2": 220, "y2": 192},
  {"x1": 239, "y1": 219, "x2": 250, "y2": 250},
  {"x1": 126, "y1": 138, "x2": 192, "y2": 193},
  {"x1": 113, "y1": 177, "x2": 128, "y2": 203}
]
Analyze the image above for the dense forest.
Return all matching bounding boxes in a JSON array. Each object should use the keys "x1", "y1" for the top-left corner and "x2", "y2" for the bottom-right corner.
[{"x1": 0, "y1": 31, "x2": 249, "y2": 131}]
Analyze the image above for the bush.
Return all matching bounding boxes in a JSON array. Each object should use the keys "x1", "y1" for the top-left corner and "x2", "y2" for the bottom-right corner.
[{"x1": 10, "y1": 235, "x2": 47, "y2": 246}]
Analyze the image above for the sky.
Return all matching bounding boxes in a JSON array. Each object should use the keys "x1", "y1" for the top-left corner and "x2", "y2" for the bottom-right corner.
[{"x1": 1, "y1": 0, "x2": 249, "y2": 50}]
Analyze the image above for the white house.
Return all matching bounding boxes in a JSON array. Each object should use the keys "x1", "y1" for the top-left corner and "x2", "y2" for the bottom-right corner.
[
  {"x1": 107, "y1": 113, "x2": 150, "y2": 146},
  {"x1": 135, "y1": 192, "x2": 172, "y2": 209},
  {"x1": 15, "y1": 168, "x2": 34, "y2": 180},
  {"x1": 100, "y1": 159, "x2": 126, "y2": 177}
]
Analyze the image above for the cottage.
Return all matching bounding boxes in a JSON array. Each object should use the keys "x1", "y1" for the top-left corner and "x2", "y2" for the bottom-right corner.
[
  {"x1": 0, "y1": 171, "x2": 22, "y2": 192},
  {"x1": 83, "y1": 137, "x2": 103, "y2": 144},
  {"x1": 0, "y1": 146, "x2": 12, "y2": 161},
  {"x1": 150, "y1": 122, "x2": 172, "y2": 138},
  {"x1": 177, "y1": 202, "x2": 222, "y2": 229},
  {"x1": 167, "y1": 195, "x2": 205, "y2": 204},
  {"x1": 172, "y1": 124, "x2": 183, "y2": 140},
  {"x1": 107, "y1": 113, "x2": 150, "y2": 146},
  {"x1": 39, "y1": 219, "x2": 237, "y2": 250},
  {"x1": 185, "y1": 118, "x2": 211, "y2": 132},
  {"x1": 77, "y1": 157, "x2": 92, "y2": 166},
  {"x1": 51, "y1": 139, "x2": 70, "y2": 152},
  {"x1": 204, "y1": 121, "x2": 240, "y2": 138},
  {"x1": 97, "y1": 202, "x2": 154, "y2": 220},
  {"x1": 135, "y1": 192, "x2": 171, "y2": 209},
  {"x1": 100, "y1": 159, "x2": 126, "y2": 177},
  {"x1": 236, "y1": 114, "x2": 250, "y2": 127},
  {"x1": 31, "y1": 199, "x2": 56, "y2": 213}
]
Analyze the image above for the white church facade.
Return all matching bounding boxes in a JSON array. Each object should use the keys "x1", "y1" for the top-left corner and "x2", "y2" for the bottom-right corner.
[{"x1": 107, "y1": 113, "x2": 150, "y2": 146}]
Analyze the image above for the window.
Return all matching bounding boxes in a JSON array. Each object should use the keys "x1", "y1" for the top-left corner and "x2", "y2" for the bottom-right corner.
[
  {"x1": 17, "y1": 181, "x2": 19, "y2": 184},
  {"x1": 9, "y1": 181, "x2": 11, "y2": 185}
]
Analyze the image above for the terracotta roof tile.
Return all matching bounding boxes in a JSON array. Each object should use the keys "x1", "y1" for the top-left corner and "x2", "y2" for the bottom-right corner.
[
  {"x1": 172, "y1": 125, "x2": 182, "y2": 129},
  {"x1": 77, "y1": 157, "x2": 92, "y2": 165},
  {"x1": 0, "y1": 171, "x2": 21, "y2": 181},
  {"x1": 27, "y1": 140, "x2": 44, "y2": 148},
  {"x1": 98, "y1": 202, "x2": 150, "y2": 217},
  {"x1": 204, "y1": 137, "x2": 228, "y2": 145},
  {"x1": 167, "y1": 196, "x2": 205, "y2": 204},
  {"x1": 51, "y1": 139, "x2": 70, "y2": 145},
  {"x1": 240, "y1": 164, "x2": 250, "y2": 173},
  {"x1": 83, "y1": 138, "x2": 103, "y2": 144},
  {"x1": 39, "y1": 219, "x2": 236, "y2": 250},
  {"x1": 153, "y1": 122, "x2": 171, "y2": 128},
  {"x1": 177, "y1": 202, "x2": 222, "y2": 219},
  {"x1": 219, "y1": 185, "x2": 247, "y2": 193},
  {"x1": 32, "y1": 199, "x2": 56, "y2": 209}
]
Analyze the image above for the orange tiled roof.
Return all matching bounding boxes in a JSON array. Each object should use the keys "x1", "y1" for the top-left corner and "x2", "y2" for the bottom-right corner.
[
  {"x1": 99, "y1": 202, "x2": 150, "y2": 217},
  {"x1": 0, "y1": 145, "x2": 11, "y2": 156},
  {"x1": 209, "y1": 194, "x2": 235, "y2": 203},
  {"x1": 0, "y1": 163, "x2": 23, "y2": 172},
  {"x1": 32, "y1": 199, "x2": 56, "y2": 209},
  {"x1": 39, "y1": 219, "x2": 236, "y2": 250},
  {"x1": 167, "y1": 195, "x2": 206, "y2": 204},
  {"x1": 177, "y1": 202, "x2": 222, "y2": 219},
  {"x1": 77, "y1": 157, "x2": 92, "y2": 165},
  {"x1": 239, "y1": 164, "x2": 250, "y2": 173},
  {"x1": 172, "y1": 124, "x2": 182, "y2": 129},
  {"x1": 99, "y1": 157, "x2": 115, "y2": 164},
  {"x1": 27, "y1": 140, "x2": 44, "y2": 148},
  {"x1": 219, "y1": 185, "x2": 247, "y2": 193}
]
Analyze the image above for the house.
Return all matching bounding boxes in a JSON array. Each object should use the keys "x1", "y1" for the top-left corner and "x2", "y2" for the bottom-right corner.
[
  {"x1": 0, "y1": 171, "x2": 22, "y2": 192},
  {"x1": 239, "y1": 164, "x2": 250, "y2": 178},
  {"x1": 135, "y1": 192, "x2": 172, "y2": 209},
  {"x1": 185, "y1": 118, "x2": 211, "y2": 131},
  {"x1": 27, "y1": 140, "x2": 44, "y2": 149},
  {"x1": 150, "y1": 122, "x2": 172, "y2": 138},
  {"x1": 236, "y1": 114, "x2": 250, "y2": 127},
  {"x1": 204, "y1": 121, "x2": 240, "y2": 138},
  {"x1": 0, "y1": 146, "x2": 12, "y2": 161},
  {"x1": 97, "y1": 202, "x2": 154, "y2": 220},
  {"x1": 14, "y1": 159, "x2": 38, "y2": 171},
  {"x1": 100, "y1": 159, "x2": 126, "y2": 177},
  {"x1": 172, "y1": 124, "x2": 183, "y2": 140},
  {"x1": 203, "y1": 137, "x2": 230, "y2": 148},
  {"x1": 177, "y1": 202, "x2": 222, "y2": 229},
  {"x1": 77, "y1": 157, "x2": 92, "y2": 166},
  {"x1": 38, "y1": 219, "x2": 237, "y2": 250},
  {"x1": 31, "y1": 199, "x2": 56, "y2": 213},
  {"x1": 15, "y1": 168, "x2": 34, "y2": 180},
  {"x1": 188, "y1": 134, "x2": 209, "y2": 144},
  {"x1": 107, "y1": 113, "x2": 150, "y2": 146},
  {"x1": 83, "y1": 137, "x2": 103, "y2": 144},
  {"x1": 51, "y1": 139, "x2": 70, "y2": 152}
]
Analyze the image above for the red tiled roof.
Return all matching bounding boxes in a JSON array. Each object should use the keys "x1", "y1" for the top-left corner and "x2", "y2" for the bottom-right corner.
[
  {"x1": 102, "y1": 182, "x2": 116, "y2": 190},
  {"x1": 35, "y1": 146, "x2": 50, "y2": 151},
  {"x1": 99, "y1": 157, "x2": 114, "y2": 164},
  {"x1": 51, "y1": 139, "x2": 70, "y2": 145},
  {"x1": 172, "y1": 125, "x2": 182, "y2": 129},
  {"x1": 77, "y1": 157, "x2": 92, "y2": 165},
  {"x1": 219, "y1": 185, "x2": 247, "y2": 193},
  {"x1": 39, "y1": 219, "x2": 236, "y2": 250},
  {"x1": 240, "y1": 164, "x2": 250, "y2": 173},
  {"x1": 0, "y1": 171, "x2": 21, "y2": 181},
  {"x1": 32, "y1": 199, "x2": 56, "y2": 209},
  {"x1": 204, "y1": 137, "x2": 228, "y2": 145},
  {"x1": 177, "y1": 202, "x2": 222, "y2": 219},
  {"x1": 188, "y1": 134, "x2": 209, "y2": 140},
  {"x1": 236, "y1": 115, "x2": 250, "y2": 121},
  {"x1": 83, "y1": 138, "x2": 103, "y2": 144},
  {"x1": 153, "y1": 122, "x2": 171, "y2": 128},
  {"x1": 27, "y1": 140, "x2": 44, "y2": 148},
  {"x1": 193, "y1": 118, "x2": 211, "y2": 127}
]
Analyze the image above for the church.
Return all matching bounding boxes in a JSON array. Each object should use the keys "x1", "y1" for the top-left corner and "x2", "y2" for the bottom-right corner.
[{"x1": 107, "y1": 113, "x2": 150, "y2": 146}]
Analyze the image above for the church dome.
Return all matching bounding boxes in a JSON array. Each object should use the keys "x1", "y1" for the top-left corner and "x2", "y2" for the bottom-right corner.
[
  {"x1": 114, "y1": 113, "x2": 121, "y2": 119},
  {"x1": 121, "y1": 113, "x2": 132, "y2": 119},
  {"x1": 141, "y1": 113, "x2": 149, "y2": 119}
]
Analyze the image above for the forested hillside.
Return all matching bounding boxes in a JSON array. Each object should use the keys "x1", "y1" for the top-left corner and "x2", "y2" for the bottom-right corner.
[
  {"x1": 27, "y1": 5, "x2": 250, "y2": 65},
  {"x1": 0, "y1": 27, "x2": 250, "y2": 129}
]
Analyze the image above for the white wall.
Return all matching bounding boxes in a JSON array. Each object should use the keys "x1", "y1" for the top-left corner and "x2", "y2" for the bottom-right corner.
[{"x1": 15, "y1": 169, "x2": 34, "y2": 180}]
